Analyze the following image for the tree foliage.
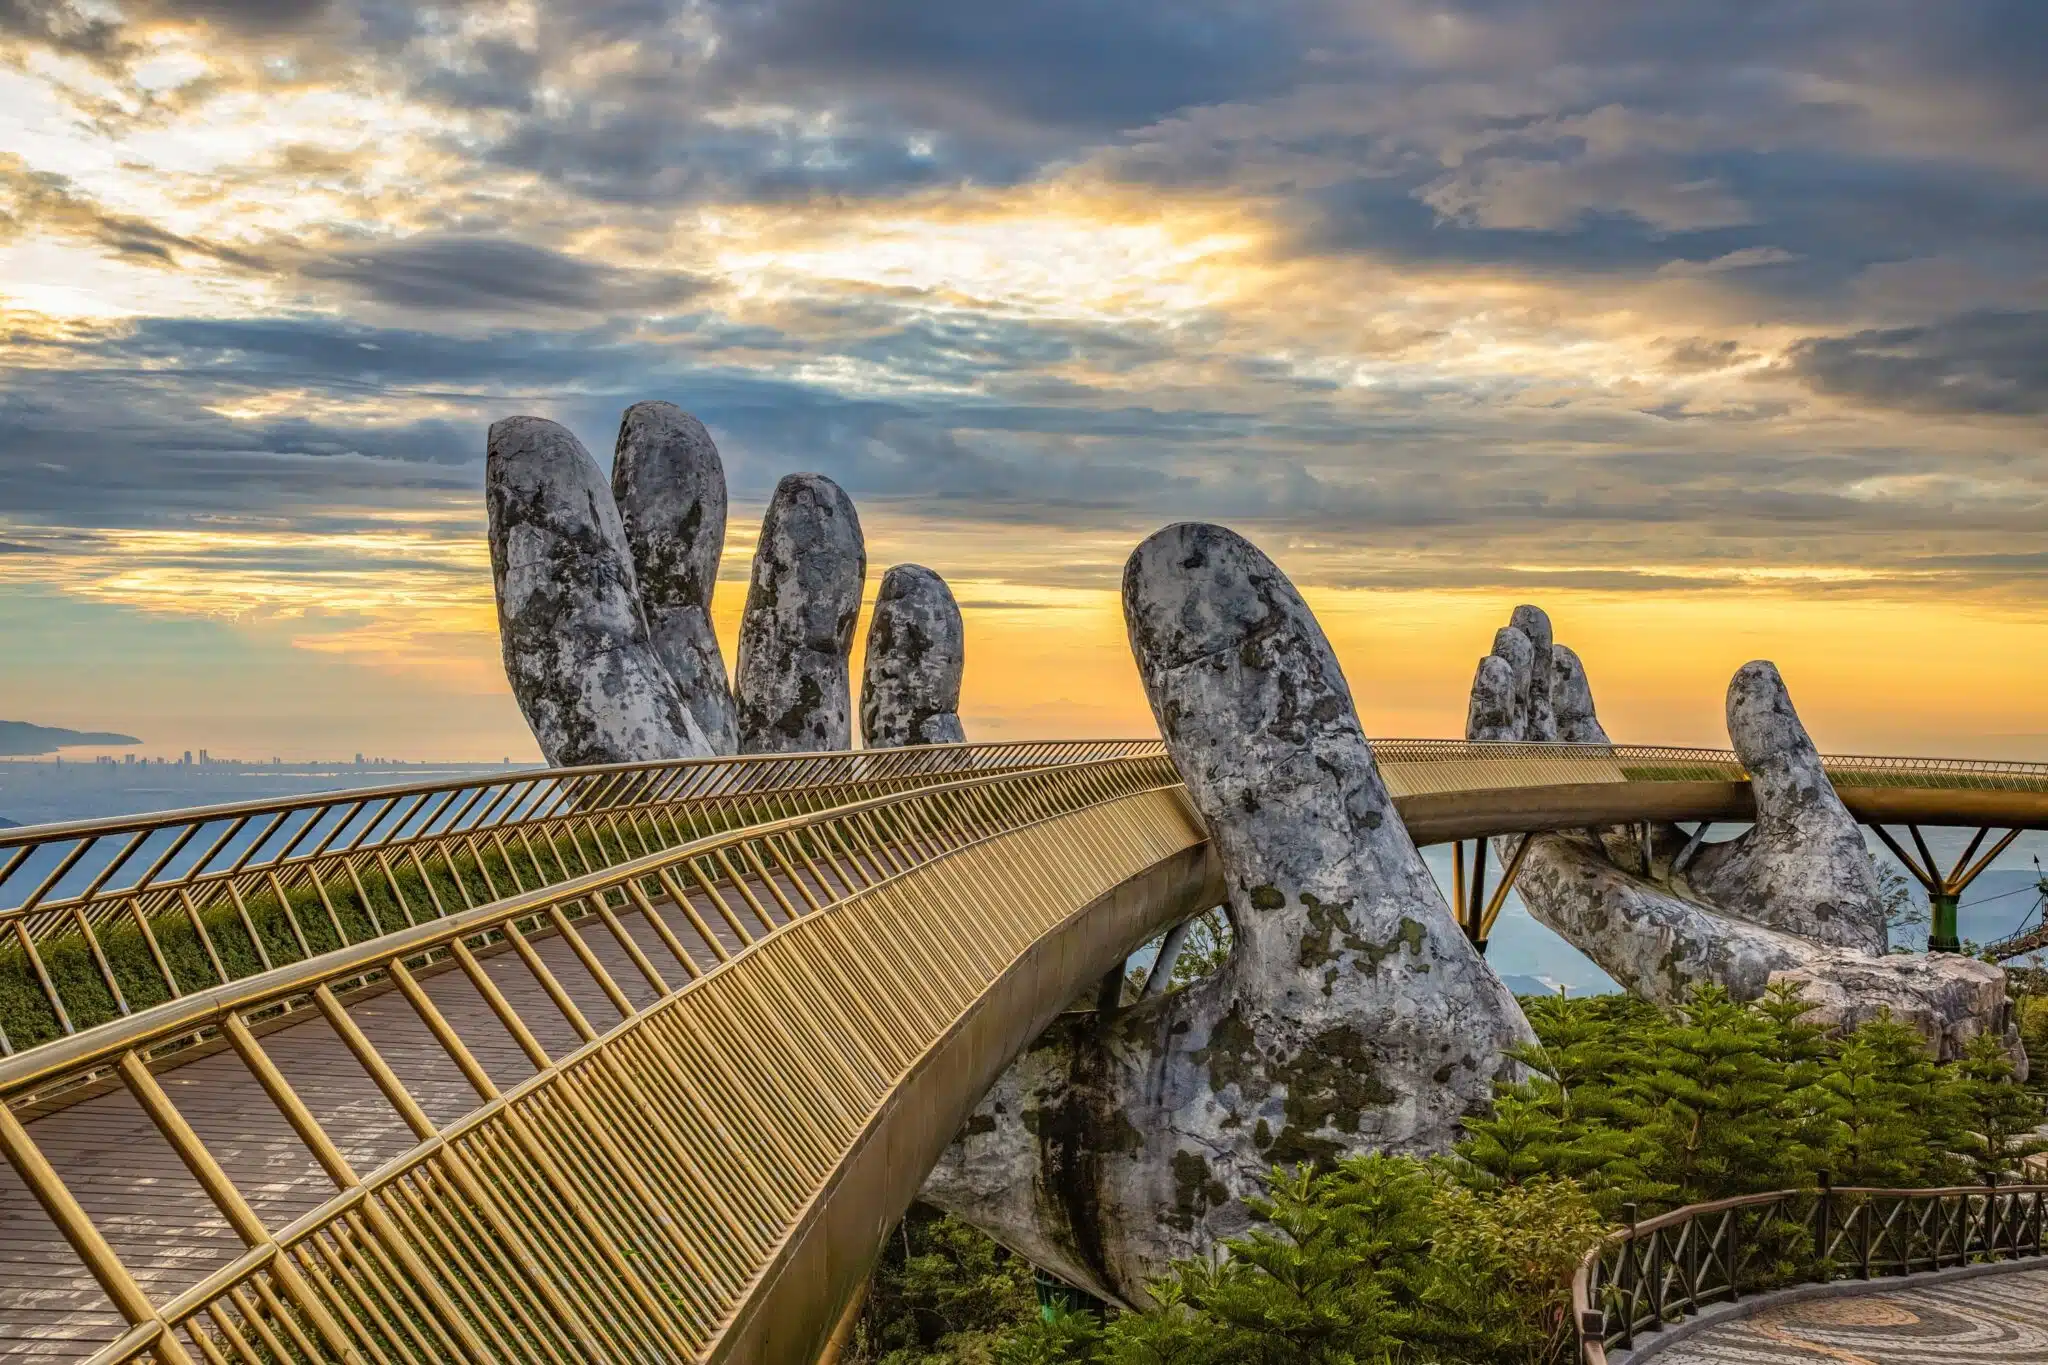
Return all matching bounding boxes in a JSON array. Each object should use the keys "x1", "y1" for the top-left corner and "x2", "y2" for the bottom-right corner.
[
  {"x1": 847, "y1": 1204, "x2": 1039, "y2": 1364},
  {"x1": 868, "y1": 986, "x2": 2044, "y2": 1365}
]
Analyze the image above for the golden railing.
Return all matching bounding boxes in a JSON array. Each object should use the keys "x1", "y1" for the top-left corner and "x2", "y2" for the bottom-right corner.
[
  {"x1": 8, "y1": 738, "x2": 2048, "y2": 1361},
  {"x1": 1373, "y1": 740, "x2": 2048, "y2": 793},
  {"x1": 0, "y1": 742, "x2": 1161, "y2": 1055},
  {"x1": 0, "y1": 752, "x2": 1203, "y2": 1364}
]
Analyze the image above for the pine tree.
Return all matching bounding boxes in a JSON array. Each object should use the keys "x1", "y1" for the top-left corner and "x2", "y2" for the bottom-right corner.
[
  {"x1": 1632, "y1": 986, "x2": 1799, "y2": 1201},
  {"x1": 1813, "y1": 1012, "x2": 1966, "y2": 1187},
  {"x1": 1948, "y1": 1034, "x2": 2048, "y2": 1178}
]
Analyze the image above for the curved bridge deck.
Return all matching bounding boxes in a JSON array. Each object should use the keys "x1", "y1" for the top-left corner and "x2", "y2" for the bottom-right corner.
[{"x1": 0, "y1": 741, "x2": 2044, "y2": 1362}]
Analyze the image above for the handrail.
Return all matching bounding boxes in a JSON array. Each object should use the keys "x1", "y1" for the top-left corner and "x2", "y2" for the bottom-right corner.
[
  {"x1": 0, "y1": 750, "x2": 1195, "y2": 1364},
  {"x1": 8, "y1": 736, "x2": 2046, "y2": 1061},
  {"x1": 1375, "y1": 739, "x2": 2048, "y2": 787},
  {"x1": 0, "y1": 741, "x2": 1161, "y2": 1053},
  {"x1": 0, "y1": 753, "x2": 1172, "y2": 1103},
  {"x1": 1573, "y1": 1180, "x2": 2048, "y2": 1362}
]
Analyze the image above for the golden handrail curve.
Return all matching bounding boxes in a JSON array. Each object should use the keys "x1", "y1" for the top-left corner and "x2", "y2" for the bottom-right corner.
[
  {"x1": 5, "y1": 739, "x2": 2048, "y2": 1362},
  {"x1": 0, "y1": 741, "x2": 1163, "y2": 1054},
  {"x1": 0, "y1": 752, "x2": 1203, "y2": 1364}
]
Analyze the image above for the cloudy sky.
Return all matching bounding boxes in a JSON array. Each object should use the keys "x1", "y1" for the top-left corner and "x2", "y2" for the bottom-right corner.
[{"x1": 0, "y1": 0, "x2": 2043, "y2": 761}]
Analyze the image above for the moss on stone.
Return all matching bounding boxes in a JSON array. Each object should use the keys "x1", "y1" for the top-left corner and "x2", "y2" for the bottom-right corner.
[
  {"x1": 1196, "y1": 1005, "x2": 1263, "y2": 1097},
  {"x1": 1169, "y1": 1149, "x2": 1229, "y2": 1233}
]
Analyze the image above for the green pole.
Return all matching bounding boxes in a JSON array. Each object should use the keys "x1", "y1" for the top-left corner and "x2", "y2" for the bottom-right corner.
[{"x1": 1929, "y1": 891, "x2": 1961, "y2": 954}]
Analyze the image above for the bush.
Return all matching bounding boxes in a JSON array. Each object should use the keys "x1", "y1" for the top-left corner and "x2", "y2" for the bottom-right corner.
[
  {"x1": 1462, "y1": 984, "x2": 2043, "y2": 1210},
  {"x1": 901, "y1": 985, "x2": 2045, "y2": 1365},
  {"x1": 847, "y1": 1204, "x2": 1040, "y2": 1364},
  {"x1": 990, "y1": 1158, "x2": 1603, "y2": 1365}
]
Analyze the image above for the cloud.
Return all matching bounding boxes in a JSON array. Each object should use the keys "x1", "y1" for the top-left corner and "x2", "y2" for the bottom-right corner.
[
  {"x1": 0, "y1": 155, "x2": 270, "y2": 270},
  {"x1": 0, "y1": 0, "x2": 123, "y2": 61},
  {"x1": 1782, "y1": 310, "x2": 2048, "y2": 415},
  {"x1": 0, "y1": 0, "x2": 2044, "y2": 612},
  {"x1": 299, "y1": 236, "x2": 707, "y2": 315},
  {"x1": 1656, "y1": 246, "x2": 1799, "y2": 276},
  {"x1": 1420, "y1": 156, "x2": 1752, "y2": 234},
  {"x1": 1664, "y1": 338, "x2": 1757, "y2": 372},
  {"x1": 703, "y1": 0, "x2": 1310, "y2": 133}
]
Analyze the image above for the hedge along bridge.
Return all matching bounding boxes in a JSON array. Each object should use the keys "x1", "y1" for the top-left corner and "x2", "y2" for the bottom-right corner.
[{"x1": 1, "y1": 743, "x2": 2048, "y2": 1363}]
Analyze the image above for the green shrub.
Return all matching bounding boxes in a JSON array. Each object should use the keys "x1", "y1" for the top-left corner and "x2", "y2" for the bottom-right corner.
[
  {"x1": 991, "y1": 1157, "x2": 1603, "y2": 1365},
  {"x1": 915, "y1": 985, "x2": 2046, "y2": 1365},
  {"x1": 846, "y1": 1205, "x2": 1039, "y2": 1364}
]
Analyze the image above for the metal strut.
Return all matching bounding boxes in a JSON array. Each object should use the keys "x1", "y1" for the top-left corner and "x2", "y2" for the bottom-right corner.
[
  {"x1": 1450, "y1": 836, "x2": 1533, "y2": 955},
  {"x1": 1868, "y1": 823, "x2": 2021, "y2": 953}
]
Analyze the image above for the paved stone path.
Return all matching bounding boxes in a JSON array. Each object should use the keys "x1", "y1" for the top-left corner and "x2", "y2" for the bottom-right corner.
[{"x1": 1654, "y1": 1266, "x2": 2048, "y2": 1363}]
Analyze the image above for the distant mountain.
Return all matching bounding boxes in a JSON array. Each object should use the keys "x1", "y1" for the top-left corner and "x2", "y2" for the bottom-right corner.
[{"x1": 0, "y1": 721, "x2": 142, "y2": 756}]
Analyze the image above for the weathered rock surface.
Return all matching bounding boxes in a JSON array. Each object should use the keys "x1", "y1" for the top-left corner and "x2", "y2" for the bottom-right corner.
[
  {"x1": 1683, "y1": 662, "x2": 1886, "y2": 952},
  {"x1": 611, "y1": 402, "x2": 739, "y2": 754},
  {"x1": 1489, "y1": 625, "x2": 1537, "y2": 740},
  {"x1": 733, "y1": 474, "x2": 866, "y2": 753},
  {"x1": 1467, "y1": 610, "x2": 2019, "y2": 1069},
  {"x1": 923, "y1": 523, "x2": 1533, "y2": 1306},
  {"x1": 860, "y1": 564, "x2": 966, "y2": 747},
  {"x1": 1467, "y1": 649, "x2": 1521, "y2": 744},
  {"x1": 1509, "y1": 605, "x2": 1557, "y2": 742},
  {"x1": 486, "y1": 416, "x2": 712, "y2": 767},
  {"x1": 1552, "y1": 644, "x2": 1609, "y2": 744}
]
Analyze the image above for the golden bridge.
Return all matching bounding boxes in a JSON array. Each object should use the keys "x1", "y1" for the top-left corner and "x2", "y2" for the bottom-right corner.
[{"x1": 0, "y1": 739, "x2": 2045, "y2": 1363}]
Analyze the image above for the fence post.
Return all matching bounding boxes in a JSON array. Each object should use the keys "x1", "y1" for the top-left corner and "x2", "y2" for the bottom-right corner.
[
  {"x1": 1649, "y1": 1217, "x2": 1666, "y2": 1328},
  {"x1": 1728, "y1": 1204, "x2": 1742, "y2": 1303},
  {"x1": 1984, "y1": 1173, "x2": 1998, "y2": 1261},
  {"x1": 1816, "y1": 1171, "x2": 1833, "y2": 1283},
  {"x1": 1620, "y1": 1203, "x2": 1638, "y2": 1350}
]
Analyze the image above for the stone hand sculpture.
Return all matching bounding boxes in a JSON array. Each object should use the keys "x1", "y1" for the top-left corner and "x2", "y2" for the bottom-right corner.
[
  {"x1": 1468, "y1": 609, "x2": 2018, "y2": 1066},
  {"x1": 861, "y1": 564, "x2": 966, "y2": 748},
  {"x1": 612, "y1": 402, "x2": 739, "y2": 754},
  {"x1": 922, "y1": 523, "x2": 1532, "y2": 1307},
  {"x1": 733, "y1": 474, "x2": 867, "y2": 753},
  {"x1": 486, "y1": 416, "x2": 712, "y2": 766}
]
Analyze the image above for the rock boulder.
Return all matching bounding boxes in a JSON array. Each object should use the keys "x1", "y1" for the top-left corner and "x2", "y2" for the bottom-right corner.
[
  {"x1": 860, "y1": 564, "x2": 966, "y2": 747},
  {"x1": 733, "y1": 473, "x2": 866, "y2": 753}
]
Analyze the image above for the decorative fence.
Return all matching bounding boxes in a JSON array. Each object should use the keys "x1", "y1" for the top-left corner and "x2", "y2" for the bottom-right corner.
[
  {"x1": 0, "y1": 741, "x2": 1159, "y2": 1058},
  {"x1": 1573, "y1": 1178, "x2": 2048, "y2": 1362}
]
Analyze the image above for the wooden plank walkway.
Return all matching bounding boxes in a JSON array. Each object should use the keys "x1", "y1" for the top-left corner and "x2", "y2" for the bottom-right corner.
[{"x1": 0, "y1": 844, "x2": 888, "y2": 1361}]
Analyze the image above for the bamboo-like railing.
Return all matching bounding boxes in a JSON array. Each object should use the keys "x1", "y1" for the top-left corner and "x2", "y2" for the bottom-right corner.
[
  {"x1": 0, "y1": 742, "x2": 1161, "y2": 1055},
  {"x1": 1573, "y1": 1179, "x2": 2048, "y2": 1362},
  {"x1": 0, "y1": 751, "x2": 1203, "y2": 1363}
]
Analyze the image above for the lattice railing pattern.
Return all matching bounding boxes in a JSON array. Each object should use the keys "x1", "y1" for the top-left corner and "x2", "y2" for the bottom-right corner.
[
  {"x1": 0, "y1": 753, "x2": 1199, "y2": 1364},
  {"x1": 0, "y1": 742, "x2": 1160, "y2": 1053},
  {"x1": 1574, "y1": 1182, "x2": 2048, "y2": 1363}
]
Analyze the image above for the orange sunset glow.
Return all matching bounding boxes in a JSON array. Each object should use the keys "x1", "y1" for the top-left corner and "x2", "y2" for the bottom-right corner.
[{"x1": 0, "y1": 2, "x2": 2042, "y2": 762}]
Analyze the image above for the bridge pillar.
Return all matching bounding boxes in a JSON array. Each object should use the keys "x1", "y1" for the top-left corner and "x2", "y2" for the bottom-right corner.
[
  {"x1": 1930, "y1": 892, "x2": 1961, "y2": 954},
  {"x1": 1871, "y1": 823, "x2": 2019, "y2": 954}
]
